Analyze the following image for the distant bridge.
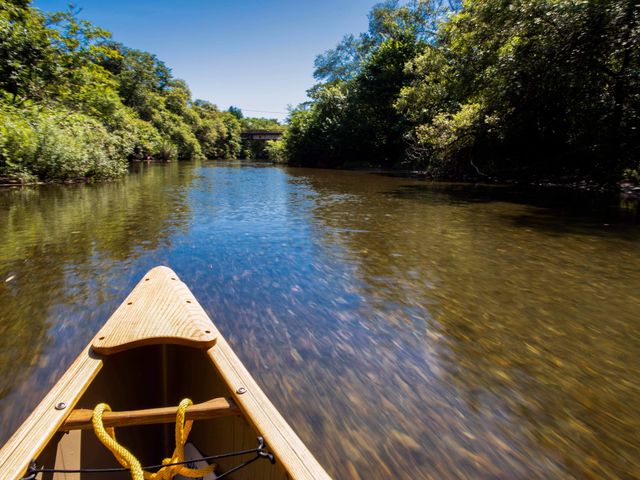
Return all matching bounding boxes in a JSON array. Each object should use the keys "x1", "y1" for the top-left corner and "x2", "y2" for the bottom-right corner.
[{"x1": 241, "y1": 129, "x2": 283, "y2": 141}]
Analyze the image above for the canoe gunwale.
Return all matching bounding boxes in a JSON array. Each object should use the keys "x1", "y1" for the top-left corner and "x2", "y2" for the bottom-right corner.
[
  {"x1": 208, "y1": 338, "x2": 332, "y2": 479},
  {"x1": 0, "y1": 345, "x2": 104, "y2": 480}
]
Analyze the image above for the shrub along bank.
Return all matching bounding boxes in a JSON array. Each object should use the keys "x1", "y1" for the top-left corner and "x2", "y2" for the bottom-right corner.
[
  {"x1": 283, "y1": 0, "x2": 639, "y2": 185},
  {"x1": 0, "y1": 1, "x2": 241, "y2": 183}
]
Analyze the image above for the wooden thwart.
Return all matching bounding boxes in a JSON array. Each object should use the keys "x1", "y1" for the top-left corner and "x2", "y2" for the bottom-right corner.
[{"x1": 60, "y1": 397, "x2": 240, "y2": 431}]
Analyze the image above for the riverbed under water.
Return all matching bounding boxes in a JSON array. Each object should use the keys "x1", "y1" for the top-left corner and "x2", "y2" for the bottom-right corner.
[{"x1": 0, "y1": 161, "x2": 639, "y2": 479}]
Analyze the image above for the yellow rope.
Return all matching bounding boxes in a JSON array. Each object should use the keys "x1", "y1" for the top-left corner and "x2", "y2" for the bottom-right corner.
[{"x1": 92, "y1": 398, "x2": 216, "y2": 480}]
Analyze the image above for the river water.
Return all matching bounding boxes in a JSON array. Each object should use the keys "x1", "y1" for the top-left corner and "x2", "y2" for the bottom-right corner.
[{"x1": 1, "y1": 161, "x2": 639, "y2": 479}]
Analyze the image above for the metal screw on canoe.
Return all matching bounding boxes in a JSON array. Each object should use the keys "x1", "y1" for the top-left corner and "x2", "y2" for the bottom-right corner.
[
  {"x1": 55, "y1": 402, "x2": 66, "y2": 410},
  {"x1": 236, "y1": 387, "x2": 247, "y2": 395}
]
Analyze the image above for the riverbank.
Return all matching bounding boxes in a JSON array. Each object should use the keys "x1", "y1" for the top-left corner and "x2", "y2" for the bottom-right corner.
[
  {"x1": 0, "y1": 2, "x2": 244, "y2": 187},
  {"x1": 0, "y1": 159, "x2": 169, "y2": 188},
  {"x1": 4, "y1": 162, "x2": 640, "y2": 207},
  {"x1": 287, "y1": 163, "x2": 640, "y2": 201},
  {"x1": 0, "y1": 177, "x2": 87, "y2": 188},
  {"x1": 283, "y1": 1, "x2": 639, "y2": 190}
]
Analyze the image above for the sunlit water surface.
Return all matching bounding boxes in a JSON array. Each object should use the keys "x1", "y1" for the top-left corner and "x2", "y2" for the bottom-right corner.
[{"x1": 1, "y1": 161, "x2": 639, "y2": 479}]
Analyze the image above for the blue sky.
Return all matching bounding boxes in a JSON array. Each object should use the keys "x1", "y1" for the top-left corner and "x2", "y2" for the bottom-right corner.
[{"x1": 33, "y1": 0, "x2": 377, "y2": 120}]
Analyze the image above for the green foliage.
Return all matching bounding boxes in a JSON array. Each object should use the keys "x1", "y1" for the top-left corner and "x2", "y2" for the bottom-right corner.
[
  {"x1": 0, "y1": 1, "x2": 241, "y2": 182},
  {"x1": 265, "y1": 139, "x2": 286, "y2": 164},
  {"x1": 0, "y1": 101, "x2": 128, "y2": 181},
  {"x1": 285, "y1": 87, "x2": 352, "y2": 167},
  {"x1": 100, "y1": 43, "x2": 171, "y2": 116},
  {"x1": 33, "y1": 112, "x2": 127, "y2": 180},
  {"x1": 220, "y1": 112, "x2": 242, "y2": 158},
  {"x1": 191, "y1": 100, "x2": 242, "y2": 159},
  {"x1": 227, "y1": 106, "x2": 243, "y2": 120},
  {"x1": 411, "y1": 102, "x2": 495, "y2": 176},
  {"x1": 118, "y1": 112, "x2": 163, "y2": 160},
  {"x1": 622, "y1": 167, "x2": 640, "y2": 184},
  {"x1": 0, "y1": 101, "x2": 38, "y2": 181},
  {"x1": 312, "y1": 1, "x2": 445, "y2": 83},
  {"x1": 398, "y1": 0, "x2": 640, "y2": 180},
  {"x1": 155, "y1": 138, "x2": 178, "y2": 161},
  {"x1": 0, "y1": 0, "x2": 56, "y2": 100},
  {"x1": 286, "y1": 0, "x2": 640, "y2": 183},
  {"x1": 240, "y1": 116, "x2": 284, "y2": 159},
  {"x1": 241, "y1": 117, "x2": 285, "y2": 131},
  {"x1": 163, "y1": 79, "x2": 191, "y2": 117},
  {"x1": 286, "y1": 1, "x2": 438, "y2": 168}
]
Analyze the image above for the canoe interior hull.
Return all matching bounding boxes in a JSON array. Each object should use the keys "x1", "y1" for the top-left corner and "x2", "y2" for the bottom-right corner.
[{"x1": 36, "y1": 344, "x2": 289, "y2": 480}]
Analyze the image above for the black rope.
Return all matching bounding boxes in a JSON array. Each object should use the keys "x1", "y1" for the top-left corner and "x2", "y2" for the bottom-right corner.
[{"x1": 22, "y1": 436, "x2": 275, "y2": 479}]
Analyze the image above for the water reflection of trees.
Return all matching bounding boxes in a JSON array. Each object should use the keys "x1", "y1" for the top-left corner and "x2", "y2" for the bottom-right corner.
[
  {"x1": 0, "y1": 162, "x2": 195, "y2": 443},
  {"x1": 284, "y1": 168, "x2": 640, "y2": 479}
]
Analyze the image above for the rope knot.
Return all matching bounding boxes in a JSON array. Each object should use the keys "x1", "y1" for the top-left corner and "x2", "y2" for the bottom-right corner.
[{"x1": 92, "y1": 398, "x2": 216, "y2": 480}]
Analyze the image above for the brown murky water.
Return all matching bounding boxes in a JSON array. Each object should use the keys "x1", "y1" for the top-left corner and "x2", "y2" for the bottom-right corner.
[{"x1": 1, "y1": 161, "x2": 639, "y2": 479}]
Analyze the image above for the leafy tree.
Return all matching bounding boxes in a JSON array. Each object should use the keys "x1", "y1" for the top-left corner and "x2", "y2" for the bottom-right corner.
[
  {"x1": 100, "y1": 43, "x2": 171, "y2": 117},
  {"x1": 240, "y1": 117, "x2": 284, "y2": 131},
  {"x1": 0, "y1": 0, "x2": 57, "y2": 101},
  {"x1": 286, "y1": 0, "x2": 640, "y2": 184},
  {"x1": 220, "y1": 112, "x2": 242, "y2": 158},
  {"x1": 313, "y1": 1, "x2": 445, "y2": 83},
  {"x1": 192, "y1": 100, "x2": 241, "y2": 159},
  {"x1": 265, "y1": 139, "x2": 286, "y2": 163},
  {"x1": 227, "y1": 105, "x2": 243, "y2": 120},
  {"x1": 0, "y1": 1, "x2": 242, "y2": 181},
  {"x1": 288, "y1": 1, "x2": 442, "y2": 168},
  {"x1": 400, "y1": 0, "x2": 640, "y2": 180},
  {"x1": 313, "y1": 34, "x2": 370, "y2": 83}
]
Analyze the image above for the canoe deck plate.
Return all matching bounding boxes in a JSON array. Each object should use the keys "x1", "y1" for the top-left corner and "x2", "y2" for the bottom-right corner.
[{"x1": 92, "y1": 266, "x2": 217, "y2": 355}]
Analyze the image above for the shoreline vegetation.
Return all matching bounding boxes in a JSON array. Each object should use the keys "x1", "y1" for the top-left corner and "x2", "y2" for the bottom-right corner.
[
  {"x1": 0, "y1": 1, "x2": 282, "y2": 184},
  {"x1": 274, "y1": 0, "x2": 639, "y2": 187},
  {"x1": 2, "y1": 1, "x2": 638, "y2": 190}
]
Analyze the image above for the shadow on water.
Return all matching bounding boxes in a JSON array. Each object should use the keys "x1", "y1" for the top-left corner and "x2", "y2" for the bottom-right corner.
[{"x1": 383, "y1": 181, "x2": 640, "y2": 235}]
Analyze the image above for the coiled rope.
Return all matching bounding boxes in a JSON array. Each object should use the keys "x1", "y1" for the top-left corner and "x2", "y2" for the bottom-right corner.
[{"x1": 92, "y1": 398, "x2": 216, "y2": 480}]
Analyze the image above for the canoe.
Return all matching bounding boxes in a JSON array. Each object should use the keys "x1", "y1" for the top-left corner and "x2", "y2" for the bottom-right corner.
[{"x1": 0, "y1": 266, "x2": 331, "y2": 480}]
